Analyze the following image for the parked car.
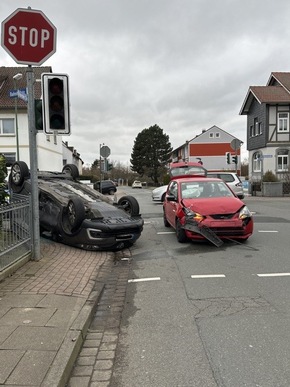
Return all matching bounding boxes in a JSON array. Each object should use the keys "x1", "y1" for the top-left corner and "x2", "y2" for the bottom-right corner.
[
  {"x1": 206, "y1": 172, "x2": 244, "y2": 199},
  {"x1": 152, "y1": 162, "x2": 208, "y2": 202},
  {"x1": 132, "y1": 180, "x2": 142, "y2": 189},
  {"x1": 163, "y1": 176, "x2": 253, "y2": 245},
  {"x1": 94, "y1": 180, "x2": 117, "y2": 195},
  {"x1": 9, "y1": 161, "x2": 144, "y2": 251},
  {"x1": 152, "y1": 185, "x2": 168, "y2": 202}
]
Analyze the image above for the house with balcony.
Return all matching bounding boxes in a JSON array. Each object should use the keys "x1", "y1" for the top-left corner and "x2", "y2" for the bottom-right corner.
[
  {"x1": 0, "y1": 66, "x2": 83, "y2": 173},
  {"x1": 240, "y1": 72, "x2": 290, "y2": 185},
  {"x1": 171, "y1": 125, "x2": 243, "y2": 174}
]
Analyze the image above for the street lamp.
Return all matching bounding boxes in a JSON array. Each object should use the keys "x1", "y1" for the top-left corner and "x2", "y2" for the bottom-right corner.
[{"x1": 13, "y1": 72, "x2": 23, "y2": 161}]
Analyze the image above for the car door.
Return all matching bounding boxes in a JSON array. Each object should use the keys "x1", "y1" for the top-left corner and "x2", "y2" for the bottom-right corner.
[{"x1": 165, "y1": 181, "x2": 179, "y2": 227}]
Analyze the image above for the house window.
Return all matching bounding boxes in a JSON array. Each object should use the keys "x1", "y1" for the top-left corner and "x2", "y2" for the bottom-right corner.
[
  {"x1": 253, "y1": 152, "x2": 262, "y2": 172},
  {"x1": 0, "y1": 118, "x2": 15, "y2": 135},
  {"x1": 209, "y1": 133, "x2": 214, "y2": 138},
  {"x1": 2, "y1": 152, "x2": 16, "y2": 167},
  {"x1": 258, "y1": 122, "x2": 262, "y2": 135},
  {"x1": 215, "y1": 132, "x2": 220, "y2": 138},
  {"x1": 278, "y1": 112, "x2": 289, "y2": 132},
  {"x1": 253, "y1": 117, "x2": 260, "y2": 136},
  {"x1": 277, "y1": 149, "x2": 289, "y2": 172},
  {"x1": 250, "y1": 125, "x2": 253, "y2": 137}
]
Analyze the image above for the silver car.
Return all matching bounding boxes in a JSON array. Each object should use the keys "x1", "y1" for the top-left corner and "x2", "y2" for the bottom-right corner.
[
  {"x1": 206, "y1": 172, "x2": 244, "y2": 199},
  {"x1": 152, "y1": 185, "x2": 168, "y2": 202}
]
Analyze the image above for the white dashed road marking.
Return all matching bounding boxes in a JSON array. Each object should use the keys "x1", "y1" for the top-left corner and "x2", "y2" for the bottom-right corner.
[
  {"x1": 258, "y1": 230, "x2": 278, "y2": 233},
  {"x1": 157, "y1": 231, "x2": 175, "y2": 235},
  {"x1": 128, "y1": 277, "x2": 161, "y2": 283},
  {"x1": 257, "y1": 273, "x2": 290, "y2": 277},
  {"x1": 191, "y1": 274, "x2": 226, "y2": 279}
]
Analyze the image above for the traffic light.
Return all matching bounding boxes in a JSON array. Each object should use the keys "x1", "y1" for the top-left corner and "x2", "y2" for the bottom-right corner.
[
  {"x1": 41, "y1": 73, "x2": 70, "y2": 135},
  {"x1": 34, "y1": 99, "x2": 43, "y2": 130},
  {"x1": 107, "y1": 161, "x2": 113, "y2": 171},
  {"x1": 226, "y1": 152, "x2": 231, "y2": 164},
  {"x1": 232, "y1": 155, "x2": 238, "y2": 164}
]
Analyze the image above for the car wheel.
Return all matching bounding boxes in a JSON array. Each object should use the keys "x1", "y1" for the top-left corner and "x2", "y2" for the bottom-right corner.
[
  {"x1": 118, "y1": 195, "x2": 140, "y2": 216},
  {"x1": 9, "y1": 161, "x2": 29, "y2": 193},
  {"x1": 62, "y1": 164, "x2": 79, "y2": 179},
  {"x1": 176, "y1": 219, "x2": 188, "y2": 243},
  {"x1": 108, "y1": 189, "x2": 115, "y2": 195},
  {"x1": 163, "y1": 209, "x2": 170, "y2": 227},
  {"x1": 61, "y1": 197, "x2": 85, "y2": 233},
  {"x1": 161, "y1": 192, "x2": 166, "y2": 202},
  {"x1": 10, "y1": 161, "x2": 29, "y2": 186}
]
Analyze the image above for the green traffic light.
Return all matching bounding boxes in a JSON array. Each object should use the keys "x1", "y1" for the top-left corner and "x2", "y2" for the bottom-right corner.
[{"x1": 34, "y1": 99, "x2": 43, "y2": 130}]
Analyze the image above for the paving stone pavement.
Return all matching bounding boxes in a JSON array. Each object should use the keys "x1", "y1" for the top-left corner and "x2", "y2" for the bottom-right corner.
[
  {"x1": 67, "y1": 250, "x2": 132, "y2": 387},
  {"x1": 0, "y1": 235, "x2": 132, "y2": 387}
]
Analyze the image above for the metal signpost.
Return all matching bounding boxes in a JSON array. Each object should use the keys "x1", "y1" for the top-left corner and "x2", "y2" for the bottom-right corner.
[
  {"x1": 99, "y1": 145, "x2": 111, "y2": 193},
  {"x1": 1, "y1": 7, "x2": 57, "y2": 260},
  {"x1": 230, "y1": 139, "x2": 243, "y2": 173}
]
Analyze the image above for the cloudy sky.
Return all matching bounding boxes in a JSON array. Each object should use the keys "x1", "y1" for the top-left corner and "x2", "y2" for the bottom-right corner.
[{"x1": 1, "y1": 0, "x2": 290, "y2": 167}]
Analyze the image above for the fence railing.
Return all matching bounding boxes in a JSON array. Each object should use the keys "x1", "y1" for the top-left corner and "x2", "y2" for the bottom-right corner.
[{"x1": 0, "y1": 195, "x2": 31, "y2": 272}]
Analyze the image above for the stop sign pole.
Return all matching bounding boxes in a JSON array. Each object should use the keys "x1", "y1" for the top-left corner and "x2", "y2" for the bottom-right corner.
[{"x1": 1, "y1": 8, "x2": 57, "y2": 261}]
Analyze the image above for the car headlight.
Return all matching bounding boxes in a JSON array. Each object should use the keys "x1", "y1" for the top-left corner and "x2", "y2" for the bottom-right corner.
[
  {"x1": 184, "y1": 207, "x2": 204, "y2": 222},
  {"x1": 193, "y1": 212, "x2": 204, "y2": 222},
  {"x1": 239, "y1": 206, "x2": 251, "y2": 219}
]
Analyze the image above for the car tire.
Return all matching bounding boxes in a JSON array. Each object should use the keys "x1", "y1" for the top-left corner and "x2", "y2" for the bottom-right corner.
[
  {"x1": 176, "y1": 219, "x2": 188, "y2": 243},
  {"x1": 118, "y1": 195, "x2": 140, "y2": 216},
  {"x1": 61, "y1": 196, "x2": 85, "y2": 233},
  {"x1": 163, "y1": 209, "x2": 170, "y2": 227},
  {"x1": 62, "y1": 164, "x2": 79, "y2": 179},
  {"x1": 108, "y1": 189, "x2": 116, "y2": 195},
  {"x1": 161, "y1": 192, "x2": 166, "y2": 202},
  {"x1": 9, "y1": 161, "x2": 30, "y2": 193}
]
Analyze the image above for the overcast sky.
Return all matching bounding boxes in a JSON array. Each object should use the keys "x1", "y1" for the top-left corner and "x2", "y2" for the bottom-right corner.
[{"x1": 2, "y1": 0, "x2": 290, "y2": 167}]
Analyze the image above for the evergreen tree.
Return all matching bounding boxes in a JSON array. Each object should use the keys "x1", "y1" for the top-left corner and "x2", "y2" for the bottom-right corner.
[{"x1": 130, "y1": 124, "x2": 172, "y2": 183}]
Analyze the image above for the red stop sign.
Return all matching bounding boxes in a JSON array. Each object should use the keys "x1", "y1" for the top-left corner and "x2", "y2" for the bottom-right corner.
[{"x1": 1, "y1": 8, "x2": 56, "y2": 65}]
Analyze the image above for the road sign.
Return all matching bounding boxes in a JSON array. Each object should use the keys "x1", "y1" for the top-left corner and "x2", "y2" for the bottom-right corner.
[
  {"x1": 1, "y1": 8, "x2": 56, "y2": 65},
  {"x1": 100, "y1": 145, "x2": 111, "y2": 158},
  {"x1": 9, "y1": 88, "x2": 28, "y2": 102},
  {"x1": 230, "y1": 139, "x2": 242, "y2": 151}
]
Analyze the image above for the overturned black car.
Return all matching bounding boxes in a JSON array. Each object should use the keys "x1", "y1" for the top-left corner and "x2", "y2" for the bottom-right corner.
[{"x1": 9, "y1": 161, "x2": 144, "y2": 251}]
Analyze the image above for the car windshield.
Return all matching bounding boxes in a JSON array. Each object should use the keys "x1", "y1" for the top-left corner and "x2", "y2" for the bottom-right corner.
[{"x1": 181, "y1": 181, "x2": 234, "y2": 199}]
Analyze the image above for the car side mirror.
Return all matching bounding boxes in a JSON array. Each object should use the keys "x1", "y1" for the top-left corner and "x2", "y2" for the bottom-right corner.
[{"x1": 166, "y1": 194, "x2": 177, "y2": 202}]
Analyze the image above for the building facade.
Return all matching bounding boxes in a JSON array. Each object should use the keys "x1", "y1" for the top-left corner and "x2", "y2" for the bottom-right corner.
[
  {"x1": 171, "y1": 125, "x2": 242, "y2": 174},
  {"x1": 240, "y1": 72, "x2": 290, "y2": 183}
]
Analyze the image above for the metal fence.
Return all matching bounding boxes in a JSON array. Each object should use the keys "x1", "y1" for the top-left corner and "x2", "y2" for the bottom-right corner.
[{"x1": 0, "y1": 195, "x2": 31, "y2": 272}]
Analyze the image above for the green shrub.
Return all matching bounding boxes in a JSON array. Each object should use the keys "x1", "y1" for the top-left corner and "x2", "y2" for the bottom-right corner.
[{"x1": 263, "y1": 170, "x2": 278, "y2": 182}]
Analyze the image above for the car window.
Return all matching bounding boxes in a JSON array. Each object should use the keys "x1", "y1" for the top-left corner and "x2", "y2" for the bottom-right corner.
[
  {"x1": 219, "y1": 174, "x2": 234, "y2": 183},
  {"x1": 168, "y1": 181, "x2": 178, "y2": 198},
  {"x1": 181, "y1": 183, "x2": 201, "y2": 198},
  {"x1": 198, "y1": 181, "x2": 233, "y2": 198}
]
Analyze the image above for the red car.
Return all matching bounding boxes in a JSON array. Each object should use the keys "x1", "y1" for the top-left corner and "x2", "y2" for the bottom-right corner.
[{"x1": 163, "y1": 176, "x2": 253, "y2": 246}]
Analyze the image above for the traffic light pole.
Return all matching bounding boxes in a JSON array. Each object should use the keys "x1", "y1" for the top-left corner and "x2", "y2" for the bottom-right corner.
[{"x1": 26, "y1": 66, "x2": 41, "y2": 261}]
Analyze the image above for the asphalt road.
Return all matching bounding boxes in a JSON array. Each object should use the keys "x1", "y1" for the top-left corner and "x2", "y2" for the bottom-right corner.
[{"x1": 110, "y1": 188, "x2": 290, "y2": 387}]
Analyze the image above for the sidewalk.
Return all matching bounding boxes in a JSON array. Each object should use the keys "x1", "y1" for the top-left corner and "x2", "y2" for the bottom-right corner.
[{"x1": 0, "y1": 236, "x2": 115, "y2": 387}]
